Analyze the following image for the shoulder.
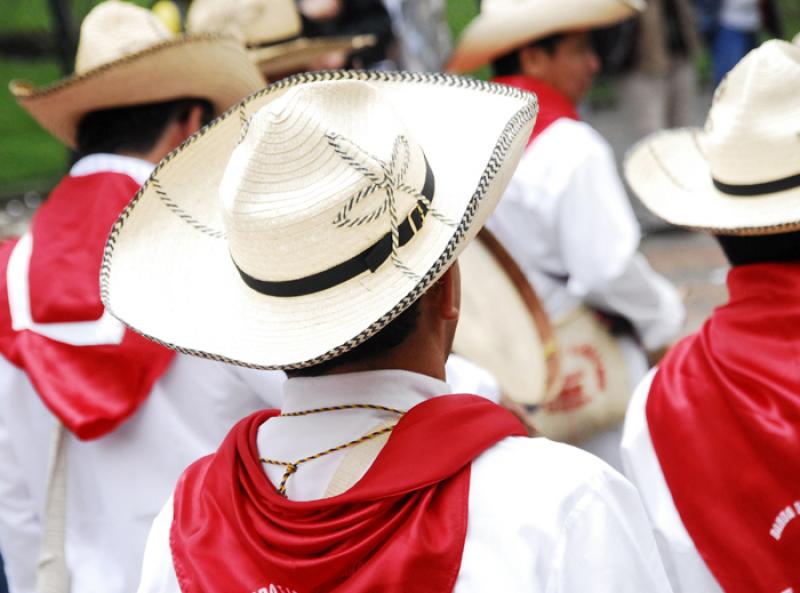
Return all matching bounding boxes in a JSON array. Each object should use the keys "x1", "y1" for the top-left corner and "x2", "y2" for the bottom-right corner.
[
  {"x1": 534, "y1": 118, "x2": 613, "y2": 161},
  {"x1": 471, "y1": 435, "x2": 634, "y2": 516},
  {"x1": 514, "y1": 119, "x2": 616, "y2": 193}
]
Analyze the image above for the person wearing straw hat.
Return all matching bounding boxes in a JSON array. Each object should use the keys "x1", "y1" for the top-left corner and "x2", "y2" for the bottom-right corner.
[
  {"x1": 187, "y1": 0, "x2": 508, "y2": 404},
  {"x1": 96, "y1": 73, "x2": 676, "y2": 593},
  {"x1": 621, "y1": 40, "x2": 800, "y2": 593},
  {"x1": 448, "y1": 0, "x2": 685, "y2": 469},
  {"x1": 0, "y1": 3, "x2": 286, "y2": 593},
  {"x1": 187, "y1": 0, "x2": 380, "y2": 80}
]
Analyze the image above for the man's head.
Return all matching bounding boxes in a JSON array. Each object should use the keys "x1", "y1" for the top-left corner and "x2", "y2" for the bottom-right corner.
[
  {"x1": 76, "y1": 98, "x2": 214, "y2": 163},
  {"x1": 493, "y1": 31, "x2": 600, "y2": 104},
  {"x1": 12, "y1": 0, "x2": 264, "y2": 149},
  {"x1": 288, "y1": 263, "x2": 461, "y2": 379}
]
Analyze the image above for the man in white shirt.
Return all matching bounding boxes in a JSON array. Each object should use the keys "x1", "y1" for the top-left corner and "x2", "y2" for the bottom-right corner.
[
  {"x1": 98, "y1": 69, "x2": 673, "y2": 592},
  {"x1": 448, "y1": 0, "x2": 685, "y2": 467},
  {"x1": 621, "y1": 40, "x2": 800, "y2": 593},
  {"x1": 0, "y1": 3, "x2": 284, "y2": 593}
]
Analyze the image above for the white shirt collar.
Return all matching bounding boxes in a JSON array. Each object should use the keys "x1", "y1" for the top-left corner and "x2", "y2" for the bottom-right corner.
[
  {"x1": 69, "y1": 153, "x2": 154, "y2": 185},
  {"x1": 282, "y1": 369, "x2": 452, "y2": 414}
]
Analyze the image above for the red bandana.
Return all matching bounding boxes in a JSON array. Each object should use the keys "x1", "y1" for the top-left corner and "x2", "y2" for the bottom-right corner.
[
  {"x1": 647, "y1": 264, "x2": 800, "y2": 593},
  {"x1": 0, "y1": 172, "x2": 174, "y2": 440},
  {"x1": 170, "y1": 395, "x2": 526, "y2": 593},
  {"x1": 491, "y1": 76, "x2": 579, "y2": 146}
]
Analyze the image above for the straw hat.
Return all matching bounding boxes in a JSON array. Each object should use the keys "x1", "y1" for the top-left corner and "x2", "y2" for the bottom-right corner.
[
  {"x1": 187, "y1": 0, "x2": 376, "y2": 77},
  {"x1": 625, "y1": 40, "x2": 800, "y2": 235},
  {"x1": 448, "y1": 0, "x2": 644, "y2": 73},
  {"x1": 454, "y1": 229, "x2": 558, "y2": 407},
  {"x1": 10, "y1": 0, "x2": 265, "y2": 149},
  {"x1": 100, "y1": 72, "x2": 537, "y2": 369}
]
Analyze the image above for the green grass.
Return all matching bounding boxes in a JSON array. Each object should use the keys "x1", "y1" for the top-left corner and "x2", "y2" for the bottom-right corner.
[
  {"x1": 0, "y1": 59, "x2": 66, "y2": 194},
  {"x1": 446, "y1": 0, "x2": 492, "y2": 79}
]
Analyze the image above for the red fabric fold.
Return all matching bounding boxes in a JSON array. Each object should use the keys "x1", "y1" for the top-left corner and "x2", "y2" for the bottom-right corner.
[
  {"x1": 171, "y1": 394, "x2": 526, "y2": 593},
  {"x1": 647, "y1": 263, "x2": 800, "y2": 593},
  {"x1": 492, "y1": 75, "x2": 579, "y2": 145},
  {"x1": 0, "y1": 172, "x2": 175, "y2": 440}
]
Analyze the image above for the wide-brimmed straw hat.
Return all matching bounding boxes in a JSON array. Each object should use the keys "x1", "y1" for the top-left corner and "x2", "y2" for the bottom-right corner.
[
  {"x1": 448, "y1": 0, "x2": 644, "y2": 73},
  {"x1": 10, "y1": 0, "x2": 265, "y2": 149},
  {"x1": 188, "y1": 0, "x2": 376, "y2": 77},
  {"x1": 100, "y1": 72, "x2": 537, "y2": 369},
  {"x1": 625, "y1": 40, "x2": 800, "y2": 235},
  {"x1": 454, "y1": 229, "x2": 558, "y2": 407}
]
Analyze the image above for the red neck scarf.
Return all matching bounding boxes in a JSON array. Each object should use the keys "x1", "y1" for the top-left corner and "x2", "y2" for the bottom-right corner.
[
  {"x1": 492, "y1": 76, "x2": 580, "y2": 146},
  {"x1": 171, "y1": 395, "x2": 526, "y2": 593},
  {"x1": 0, "y1": 172, "x2": 174, "y2": 440},
  {"x1": 647, "y1": 263, "x2": 800, "y2": 593}
]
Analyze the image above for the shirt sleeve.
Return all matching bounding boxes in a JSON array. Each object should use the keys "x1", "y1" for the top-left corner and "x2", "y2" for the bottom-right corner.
[
  {"x1": 556, "y1": 126, "x2": 641, "y2": 300},
  {"x1": 545, "y1": 468, "x2": 675, "y2": 593},
  {"x1": 0, "y1": 363, "x2": 41, "y2": 593},
  {"x1": 621, "y1": 371, "x2": 724, "y2": 593},
  {"x1": 584, "y1": 253, "x2": 685, "y2": 350},
  {"x1": 137, "y1": 496, "x2": 180, "y2": 593},
  {"x1": 556, "y1": 128, "x2": 684, "y2": 349}
]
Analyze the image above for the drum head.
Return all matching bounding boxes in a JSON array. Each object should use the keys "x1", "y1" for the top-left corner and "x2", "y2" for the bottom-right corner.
[{"x1": 453, "y1": 229, "x2": 559, "y2": 406}]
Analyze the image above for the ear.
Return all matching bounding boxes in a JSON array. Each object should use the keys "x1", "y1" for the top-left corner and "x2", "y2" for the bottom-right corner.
[
  {"x1": 437, "y1": 263, "x2": 460, "y2": 322},
  {"x1": 518, "y1": 46, "x2": 549, "y2": 79},
  {"x1": 180, "y1": 105, "x2": 205, "y2": 138}
]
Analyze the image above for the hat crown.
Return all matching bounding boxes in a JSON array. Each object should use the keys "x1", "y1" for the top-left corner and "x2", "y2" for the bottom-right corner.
[
  {"x1": 701, "y1": 40, "x2": 800, "y2": 187},
  {"x1": 220, "y1": 80, "x2": 431, "y2": 284},
  {"x1": 187, "y1": 0, "x2": 301, "y2": 45},
  {"x1": 74, "y1": 0, "x2": 174, "y2": 73}
]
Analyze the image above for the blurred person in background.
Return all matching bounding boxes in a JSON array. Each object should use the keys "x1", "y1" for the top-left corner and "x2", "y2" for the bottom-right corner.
[
  {"x1": 383, "y1": 0, "x2": 453, "y2": 71},
  {"x1": 694, "y1": 0, "x2": 783, "y2": 84},
  {"x1": 297, "y1": 0, "x2": 394, "y2": 68},
  {"x1": 0, "y1": 3, "x2": 286, "y2": 593},
  {"x1": 597, "y1": 0, "x2": 702, "y2": 139},
  {"x1": 622, "y1": 40, "x2": 800, "y2": 593},
  {"x1": 449, "y1": 0, "x2": 685, "y2": 471}
]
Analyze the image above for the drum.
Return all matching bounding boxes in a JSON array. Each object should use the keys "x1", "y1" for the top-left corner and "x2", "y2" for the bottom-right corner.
[
  {"x1": 453, "y1": 229, "x2": 558, "y2": 424},
  {"x1": 455, "y1": 229, "x2": 633, "y2": 443}
]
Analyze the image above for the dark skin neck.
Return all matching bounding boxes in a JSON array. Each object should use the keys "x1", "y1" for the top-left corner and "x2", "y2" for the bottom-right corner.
[{"x1": 318, "y1": 264, "x2": 461, "y2": 382}]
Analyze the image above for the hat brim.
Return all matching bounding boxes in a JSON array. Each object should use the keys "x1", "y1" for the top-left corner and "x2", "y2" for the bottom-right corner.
[
  {"x1": 454, "y1": 229, "x2": 559, "y2": 406},
  {"x1": 250, "y1": 34, "x2": 377, "y2": 76},
  {"x1": 101, "y1": 70, "x2": 537, "y2": 370},
  {"x1": 448, "y1": 0, "x2": 643, "y2": 73},
  {"x1": 625, "y1": 128, "x2": 800, "y2": 235},
  {"x1": 10, "y1": 34, "x2": 265, "y2": 148}
]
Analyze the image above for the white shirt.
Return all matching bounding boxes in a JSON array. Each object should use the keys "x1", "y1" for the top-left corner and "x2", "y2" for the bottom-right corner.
[
  {"x1": 139, "y1": 370, "x2": 674, "y2": 593},
  {"x1": 486, "y1": 118, "x2": 684, "y2": 352},
  {"x1": 621, "y1": 369, "x2": 723, "y2": 593},
  {"x1": 0, "y1": 154, "x2": 288, "y2": 593}
]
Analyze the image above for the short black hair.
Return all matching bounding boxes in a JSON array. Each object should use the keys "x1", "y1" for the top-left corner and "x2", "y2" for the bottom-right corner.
[
  {"x1": 715, "y1": 230, "x2": 800, "y2": 266},
  {"x1": 76, "y1": 98, "x2": 214, "y2": 158},
  {"x1": 286, "y1": 299, "x2": 421, "y2": 378},
  {"x1": 492, "y1": 33, "x2": 565, "y2": 77}
]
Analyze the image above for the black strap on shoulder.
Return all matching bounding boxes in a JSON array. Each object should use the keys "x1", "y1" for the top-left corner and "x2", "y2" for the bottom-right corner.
[
  {"x1": 234, "y1": 159, "x2": 435, "y2": 297},
  {"x1": 712, "y1": 171, "x2": 800, "y2": 197}
]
